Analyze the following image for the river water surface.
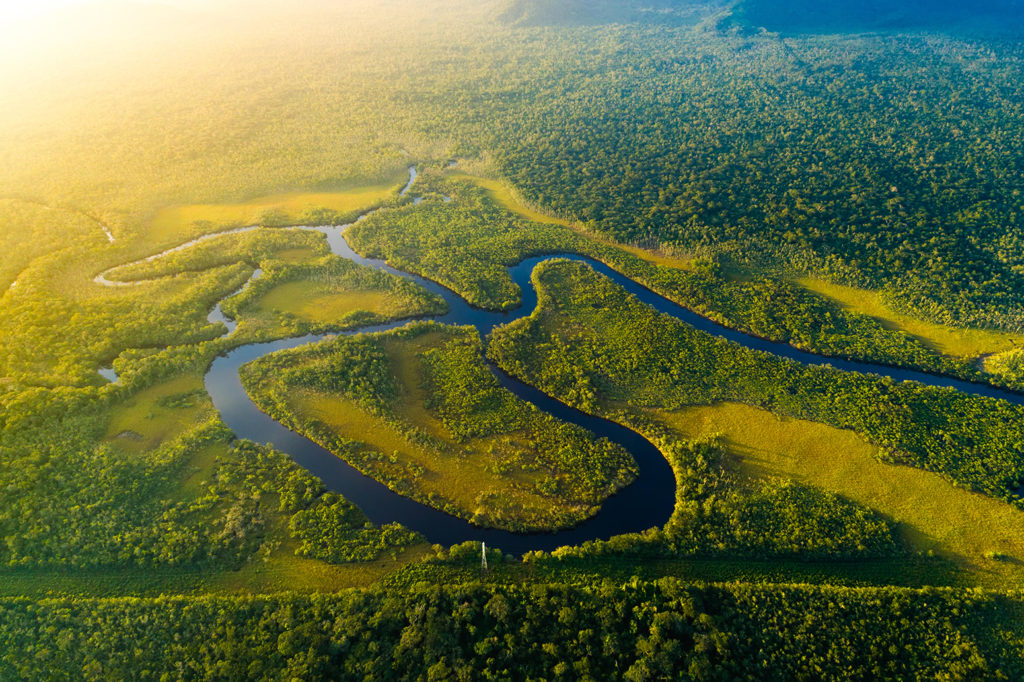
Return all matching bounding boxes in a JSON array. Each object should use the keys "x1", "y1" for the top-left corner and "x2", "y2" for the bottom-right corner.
[{"x1": 101, "y1": 168, "x2": 1024, "y2": 554}]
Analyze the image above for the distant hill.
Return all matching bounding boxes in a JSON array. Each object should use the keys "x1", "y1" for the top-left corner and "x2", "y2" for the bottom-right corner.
[
  {"x1": 498, "y1": 0, "x2": 727, "y2": 27},
  {"x1": 729, "y1": 0, "x2": 1024, "y2": 34}
]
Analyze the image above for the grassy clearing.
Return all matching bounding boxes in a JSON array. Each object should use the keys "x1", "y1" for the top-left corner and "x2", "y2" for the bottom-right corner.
[
  {"x1": 447, "y1": 171, "x2": 693, "y2": 271},
  {"x1": 273, "y1": 247, "x2": 319, "y2": 263},
  {"x1": 0, "y1": 545, "x2": 432, "y2": 599},
  {"x1": 253, "y1": 281, "x2": 400, "y2": 325},
  {"x1": 242, "y1": 324, "x2": 633, "y2": 531},
  {"x1": 103, "y1": 373, "x2": 210, "y2": 453},
  {"x1": 654, "y1": 401, "x2": 1024, "y2": 588},
  {"x1": 287, "y1": 331, "x2": 584, "y2": 528},
  {"x1": 148, "y1": 177, "x2": 404, "y2": 244},
  {"x1": 207, "y1": 503, "x2": 433, "y2": 595},
  {"x1": 798, "y1": 276, "x2": 1021, "y2": 358}
]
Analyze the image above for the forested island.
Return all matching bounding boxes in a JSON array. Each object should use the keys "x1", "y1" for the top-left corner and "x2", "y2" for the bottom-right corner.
[{"x1": 3, "y1": 0, "x2": 1024, "y2": 678}]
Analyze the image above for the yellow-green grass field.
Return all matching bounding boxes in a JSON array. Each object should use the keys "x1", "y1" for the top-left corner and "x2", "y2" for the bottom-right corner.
[
  {"x1": 148, "y1": 176, "x2": 406, "y2": 245},
  {"x1": 798, "y1": 276, "x2": 1021, "y2": 358},
  {"x1": 252, "y1": 280, "x2": 401, "y2": 325},
  {"x1": 282, "y1": 332, "x2": 598, "y2": 531},
  {"x1": 102, "y1": 373, "x2": 232, "y2": 512},
  {"x1": 206, "y1": 514, "x2": 433, "y2": 595},
  {"x1": 272, "y1": 247, "x2": 321, "y2": 264},
  {"x1": 103, "y1": 373, "x2": 210, "y2": 453},
  {"x1": 0, "y1": 544, "x2": 433, "y2": 599},
  {"x1": 447, "y1": 171, "x2": 694, "y2": 272},
  {"x1": 653, "y1": 401, "x2": 1024, "y2": 588}
]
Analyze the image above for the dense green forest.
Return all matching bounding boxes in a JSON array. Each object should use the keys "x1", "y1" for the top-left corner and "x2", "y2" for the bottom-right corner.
[
  {"x1": 4, "y1": 0, "x2": 1024, "y2": 677},
  {"x1": 2, "y1": 577, "x2": 1023, "y2": 680}
]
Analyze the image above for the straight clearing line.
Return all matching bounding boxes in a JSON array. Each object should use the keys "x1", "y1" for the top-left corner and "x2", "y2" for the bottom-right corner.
[{"x1": 0, "y1": 545, "x2": 433, "y2": 599}]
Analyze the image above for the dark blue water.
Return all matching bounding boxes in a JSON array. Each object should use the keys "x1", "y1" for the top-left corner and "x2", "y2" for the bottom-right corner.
[{"x1": 204, "y1": 171, "x2": 1024, "y2": 554}]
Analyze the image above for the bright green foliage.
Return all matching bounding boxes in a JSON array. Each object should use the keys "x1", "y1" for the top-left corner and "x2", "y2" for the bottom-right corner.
[
  {"x1": 534, "y1": 437, "x2": 899, "y2": 562},
  {"x1": 0, "y1": 253, "x2": 250, "y2": 388},
  {"x1": 348, "y1": 174, "x2": 567, "y2": 310},
  {"x1": 282, "y1": 336, "x2": 399, "y2": 413},
  {"x1": 1, "y1": 578, "x2": 1023, "y2": 680},
  {"x1": 289, "y1": 493, "x2": 420, "y2": 563},
  {"x1": 419, "y1": 328, "x2": 633, "y2": 497},
  {"x1": 985, "y1": 349, "x2": 1024, "y2": 387},
  {"x1": 489, "y1": 260, "x2": 1024, "y2": 505}
]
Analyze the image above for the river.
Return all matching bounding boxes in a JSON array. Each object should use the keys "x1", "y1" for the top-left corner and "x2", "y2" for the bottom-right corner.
[{"x1": 99, "y1": 167, "x2": 1024, "y2": 554}]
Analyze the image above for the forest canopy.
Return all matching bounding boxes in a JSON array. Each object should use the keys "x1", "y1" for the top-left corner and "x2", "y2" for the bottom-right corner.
[{"x1": 4, "y1": 0, "x2": 1024, "y2": 678}]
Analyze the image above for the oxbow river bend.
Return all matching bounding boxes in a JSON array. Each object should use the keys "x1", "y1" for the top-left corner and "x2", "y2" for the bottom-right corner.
[{"x1": 101, "y1": 168, "x2": 1024, "y2": 554}]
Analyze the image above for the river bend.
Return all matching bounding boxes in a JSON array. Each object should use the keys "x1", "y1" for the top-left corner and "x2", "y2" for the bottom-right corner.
[{"x1": 99, "y1": 168, "x2": 1024, "y2": 553}]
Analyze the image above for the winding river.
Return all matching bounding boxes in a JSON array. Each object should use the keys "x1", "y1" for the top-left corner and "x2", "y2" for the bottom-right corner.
[{"x1": 101, "y1": 168, "x2": 1024, "y2": 554}]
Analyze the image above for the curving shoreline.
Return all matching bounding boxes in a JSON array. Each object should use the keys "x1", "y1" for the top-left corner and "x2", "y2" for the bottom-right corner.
[{"x1": 96, "y1": 167, "x2": 1024, "y2": 553}]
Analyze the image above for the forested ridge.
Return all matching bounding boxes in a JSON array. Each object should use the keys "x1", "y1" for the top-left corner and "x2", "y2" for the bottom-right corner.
[{"x1": 730, "y1": 0, "x2": 1024, "y2": 34}]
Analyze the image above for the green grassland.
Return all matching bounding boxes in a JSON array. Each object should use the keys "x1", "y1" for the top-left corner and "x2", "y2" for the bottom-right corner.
[
  {"x1": 102, "y1": 373, "x2": 210, "y2": 453},
  {"x1": 656, "y1": 402, "x2": 1024, "y2": 587},
  {"x1": 255, "y1": 282, "x2": 396, "y2": 322},
  {"x1": 488, "y1": 259, "x2": 1024, "y2": 587},
  {"x1": 798, "y1": 276, "x2": 1022, "y2": 359},
  {"x1": 240, "y1": 322, "x2": 635, "y2": 531},
  {"x1": 222, "y1": 253, "x2": 446, "y2": 338},
  {"x1": 148, "y1": 176, "x2": 406, "y2": 244}
]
